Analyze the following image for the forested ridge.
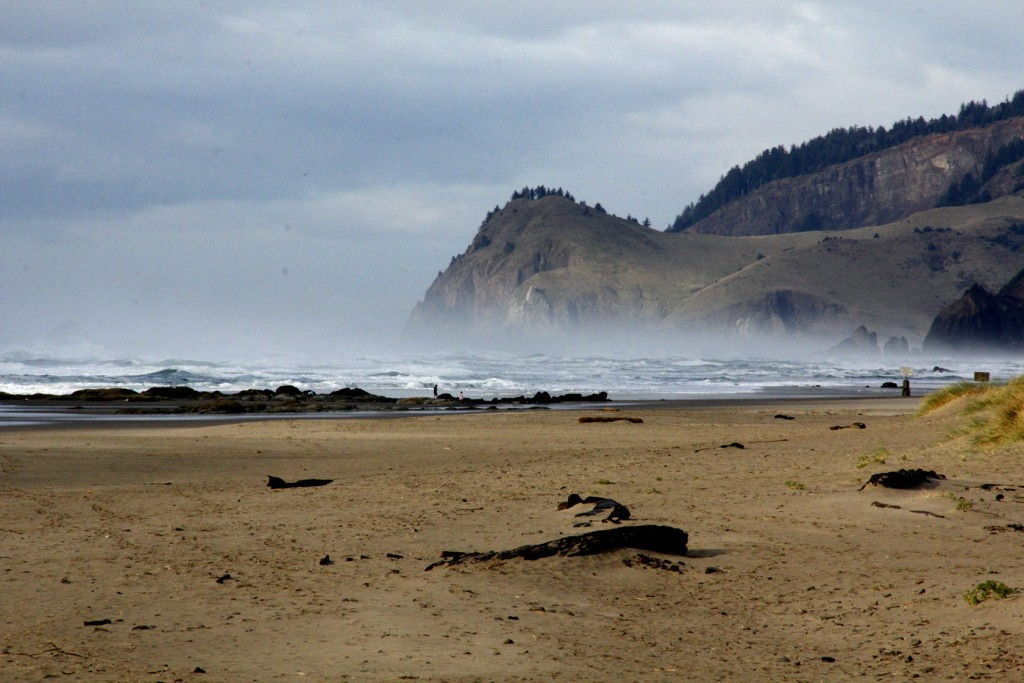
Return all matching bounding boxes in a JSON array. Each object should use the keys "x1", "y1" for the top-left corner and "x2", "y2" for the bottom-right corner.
[{"x1": 668, "y1": 90, "x2": 1024, "y2": 232}]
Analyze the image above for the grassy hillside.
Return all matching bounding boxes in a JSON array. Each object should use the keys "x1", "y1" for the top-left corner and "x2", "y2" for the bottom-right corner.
[{"x1": 667, "y1": 195, "x2": 1024, "y2": 337}]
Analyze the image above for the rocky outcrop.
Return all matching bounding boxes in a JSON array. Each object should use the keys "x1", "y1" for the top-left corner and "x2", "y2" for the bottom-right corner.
[
  {"x1": 408, "y1": 190, "x2": 1024, "y2": 344},
  {"x1": 706, "y1": 290, "x2": 844, "y2": 335},
  {"x1": 407, "y1": 196, "x2": 582, "y2": 333},
  {"x1": 683, "y1": 117, "x2": 1024, "y2": 236},
  {"x1": 923, "y1": 272, "x2": 1024, "y2": 352},
  {"x1": 882, "y1": 336, "x2": 910, "y2": 356},
  {"x1": 830, "y1": 325, "x2": 880, "y2": 357}
]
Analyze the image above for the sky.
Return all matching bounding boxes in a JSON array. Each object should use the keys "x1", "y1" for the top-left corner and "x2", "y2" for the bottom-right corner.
[{"x1": 2, "y1": 1, "x2": 1023, "y2": 360}]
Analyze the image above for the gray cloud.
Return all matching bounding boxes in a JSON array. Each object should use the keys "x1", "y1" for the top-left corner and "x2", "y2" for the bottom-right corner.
[{"x1": 1, "y1": 1, "x2": 1022, "y2": 357}]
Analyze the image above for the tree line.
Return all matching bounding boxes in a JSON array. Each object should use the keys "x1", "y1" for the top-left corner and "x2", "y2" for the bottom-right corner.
[
  {"x1": 502, "y1": 186, "x2": 651, "y2": 227},
  {"x1": 669, "y1": 89, "x2": 1024, "y2": 231}
]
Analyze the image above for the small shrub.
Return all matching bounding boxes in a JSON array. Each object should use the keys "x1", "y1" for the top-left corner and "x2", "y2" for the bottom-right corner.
[
  {"x1": 784, "y1": 480, "x2": 806, "y2": 490},
  {"x1": 856, "y1": 448, "x2": 889, "y2": 468},
  {"x1": 949, "y1": 494, "x2": 974, "y2": 511},
  {"x1": 964, "y1": 580, "x2": 1016, "y2": 605},
  {"x1": 596, "y1": 479, "x2": 615, "y2": 485}
]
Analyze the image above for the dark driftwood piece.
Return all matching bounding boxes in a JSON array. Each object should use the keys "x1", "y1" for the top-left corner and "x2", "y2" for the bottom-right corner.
[
  {"x1": 859, "y1": 469, "x2": 946, "y2": 491},
  {"x1": 557, "y1": 493, "x2": 631, "y2": 521},
  {"x1": 267, "y1": 475, "x2": 333, "y2": 489},
  {"x1": 424, "y1": 524, "x2": 688, "y2": 570},
  {"x1": 694, "y1": 438, "x2": 787, "y2": 453},
  {"x1": 870, "y1": 501, "x2": 946, "y2": 518},
  {"x1": 830, "y1": 422, "x2": 866, "y2": 430},
  {"x1": 578, "y1": 416, "x2": 643, "y2": 424}
]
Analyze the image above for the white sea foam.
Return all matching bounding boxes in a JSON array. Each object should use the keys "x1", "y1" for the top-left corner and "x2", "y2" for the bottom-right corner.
[{"x1": 0, "y1": 351, "x2": 1021, "y2": 399}]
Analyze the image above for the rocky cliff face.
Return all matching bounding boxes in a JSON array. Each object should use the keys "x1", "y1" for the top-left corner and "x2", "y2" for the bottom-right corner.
[
  {"x1": 830, "y1": 325, "x2": 879, "y2": 357},
  {"x1": 684, "y1": 117, "x2": 1024, "y2": 236},
  {"x1": 408, "y1": 192, "x2": 1024, "y2": 345},
  {"x1": 923, "y1": 269, "x2": 1024, "y2": 352},
  {"x1": 407, "y1": 196, "x2": 672, "y2": 335}
]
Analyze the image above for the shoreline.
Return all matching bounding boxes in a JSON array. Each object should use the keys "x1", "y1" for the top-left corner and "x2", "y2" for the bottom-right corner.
[{"x1": 0, "y1": 390, "x2": 918, "y2": 430}]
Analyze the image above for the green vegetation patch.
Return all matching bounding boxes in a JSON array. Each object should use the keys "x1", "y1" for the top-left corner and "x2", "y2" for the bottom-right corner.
[
  {"x1": 784, "y1": 480, "x2": 806, "y2": 490},
  {"x1": 856, "y1": 447, "x2": 889, "y2": 468},
  {"x1": 964, "y1": 580, "x2": 1017, "y2": 605},
  {"x1": 948, "y1": 494, "x2": 974, "y2": 512}
]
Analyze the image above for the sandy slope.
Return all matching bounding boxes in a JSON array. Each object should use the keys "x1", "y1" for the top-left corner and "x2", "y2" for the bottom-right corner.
[{"x1": 1, "y1": 399, "x2": 1022, "y2": 680}]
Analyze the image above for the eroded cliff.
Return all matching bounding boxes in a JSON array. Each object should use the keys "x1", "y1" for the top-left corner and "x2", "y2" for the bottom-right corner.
[
  {"x1": 684, "y1": 117, "x2": 1024, "y2": 236},
  {"x1": 408, "y1": 193, "x2": 1024, "y2": 345}
]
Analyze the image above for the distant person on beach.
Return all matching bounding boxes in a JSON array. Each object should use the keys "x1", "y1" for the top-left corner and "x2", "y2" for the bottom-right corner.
[
  {"x1": 901, "y1": 378, "x2": 911, "y2": 397},
  {"x1": 458, "y1": 391, "x2": 464, "y2": 401},
  {"x1": 433, "y1": 384, "x2": 438, "y2": 397}
]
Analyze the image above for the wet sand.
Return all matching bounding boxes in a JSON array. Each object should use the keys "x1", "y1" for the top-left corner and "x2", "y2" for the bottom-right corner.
[{"x1": 1, "y1": 397, "x2": 1022, "y2": 680}]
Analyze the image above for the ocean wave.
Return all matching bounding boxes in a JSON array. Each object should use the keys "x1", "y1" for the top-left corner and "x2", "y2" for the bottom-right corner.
[{"x1": 0, "y1": 353, "x2": 1020, "y2": 399}]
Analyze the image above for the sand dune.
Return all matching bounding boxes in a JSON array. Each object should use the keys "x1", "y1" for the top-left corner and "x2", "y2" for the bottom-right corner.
[{"x1": 1, "y1": 399, "x2": 1022, "y2": 679}]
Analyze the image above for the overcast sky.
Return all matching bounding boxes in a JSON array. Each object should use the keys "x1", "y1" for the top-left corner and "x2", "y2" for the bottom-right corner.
[{"x1": 2, "y1": 1, "x2": 1023, "y2": 360}]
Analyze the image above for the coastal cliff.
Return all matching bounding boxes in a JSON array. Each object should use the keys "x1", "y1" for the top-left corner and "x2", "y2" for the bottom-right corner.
[
  {"x1": 681, "y1": 117, "x2": 1024, "y2": 236},
  {"x1": 409, "y1": 95, "x2": 1024, "y2": 347},
  {"x1": 408, "y1": 192, "x2": 1024, "y2": 343},
  {"x1": 924, "y1": 265, "x2": 1024, "y2": 352}
]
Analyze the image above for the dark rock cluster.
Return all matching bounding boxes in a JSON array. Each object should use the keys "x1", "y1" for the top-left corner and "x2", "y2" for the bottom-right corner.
[{"x1": 0, "y1": 385, "x2": 609, "y2": 415}]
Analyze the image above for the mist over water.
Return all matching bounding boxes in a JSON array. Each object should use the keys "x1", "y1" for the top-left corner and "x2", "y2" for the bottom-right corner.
[{"x1": 2, "y1": 347, "x2": 1020, "y2": 400}]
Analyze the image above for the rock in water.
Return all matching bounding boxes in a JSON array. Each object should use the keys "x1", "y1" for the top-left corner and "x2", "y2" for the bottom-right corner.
[
  {"x1": 830, "y1": 325, "x2": 880, "y2": 357},
  {"x1": 883, "y1": 336, "x2": 909, "y2": 356},
  {"x1": 143, "y1": 385, "x2": 201, "y2": 399}
]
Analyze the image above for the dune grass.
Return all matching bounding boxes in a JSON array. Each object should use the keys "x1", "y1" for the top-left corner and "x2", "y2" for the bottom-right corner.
[
  {"x1": 917, "y1": 381, "x2": 990, "y2": 414},
  {"x1": 920, "y1": 376, "x2": 1024, "y2": 444}
]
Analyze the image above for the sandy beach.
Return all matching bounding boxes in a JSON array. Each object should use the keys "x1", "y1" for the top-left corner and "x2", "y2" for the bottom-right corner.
[{"x1": 1, "y1": 397, "x2": 1022, "y2": 680}]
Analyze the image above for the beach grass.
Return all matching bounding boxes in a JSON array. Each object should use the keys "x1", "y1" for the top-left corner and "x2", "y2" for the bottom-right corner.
[
  {"x1": 917, "y1": 381, "x2": 990, "y2": 414},
  {"x1": 920, "y1": 376, "x2": 1024, "y2": 444},
  {"x1": 855, "y1": 447, "x2": 888, "y2": 468}
]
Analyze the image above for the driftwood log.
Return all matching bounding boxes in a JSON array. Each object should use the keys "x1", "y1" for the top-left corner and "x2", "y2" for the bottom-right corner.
[
  {"x1": 557, "y1": 493, "x2": 630, "y2": 522},
  {"x1": 578, "y1": 416, "x2": 643, "y2": 424},
  {"x1": 425, "y1": 524, "x2": 688, "y2": 570},
  {"x1": 870, "y1": 500, "x2": 946, "y2": 518},
  {"x1": 267, "y1": 475, "x2": 333, "y2": 489},
  {"x1": 859, "y1": 469, "x2": 945, "y2": 491}
]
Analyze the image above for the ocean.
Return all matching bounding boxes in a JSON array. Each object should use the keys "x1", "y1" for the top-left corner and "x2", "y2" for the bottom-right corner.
[{"x1": 1, "y1": 351, "x2": 1019, "y2": 400}]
